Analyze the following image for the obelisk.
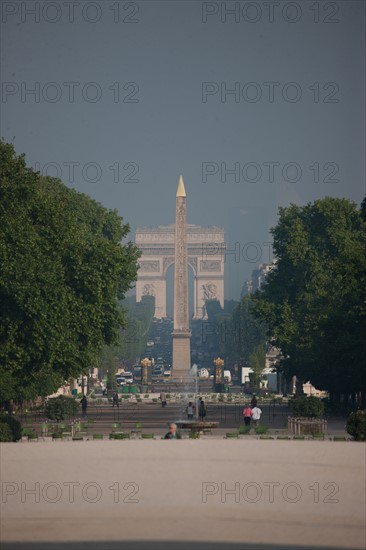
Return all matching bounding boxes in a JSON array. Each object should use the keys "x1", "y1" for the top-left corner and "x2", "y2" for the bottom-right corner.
[{"x1": 172, "y1": 175, "x2": 191, "y2": 380}]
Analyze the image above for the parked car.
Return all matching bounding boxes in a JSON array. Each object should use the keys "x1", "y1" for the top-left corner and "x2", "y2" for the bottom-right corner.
[
  {"x1": 133, "y1": 365, "x2": 142, "y2": 377},
  {"x1": 153, "y1": 366, "x2": 164, "y2": 377},
  {"x1": 123, "y1": 372, "x2": 133, "y2": 384},
  {"x1": 199, "y1": 368, "x2": 209, "y2": 380}
]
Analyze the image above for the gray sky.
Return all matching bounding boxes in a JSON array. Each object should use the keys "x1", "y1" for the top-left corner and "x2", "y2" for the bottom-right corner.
[{"x1": 1, "y1": 0, "x2": 365, "y2": 301}]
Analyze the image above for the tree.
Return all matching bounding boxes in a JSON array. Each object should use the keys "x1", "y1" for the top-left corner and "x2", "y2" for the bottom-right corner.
[
  {"x1": 0, "y1": 141, "x2": 140, "y2": 402},
  {"x1": 0, "y1": 414, "x2": 22, "y2": 441},
  {"x1": 220, "y1": 295, "x2": 267, "y2": 364},
  {"x1": 253, "y1": 197, "x2": 366, "y2": 403},
  {"x1": 45, "y1": 395, "x2": 79, "y2": 422},
  {"x1": 248, "y1": 344, "x2": 266, "y2": 392},
  {"x1": 101, "y1": 294, "x2": 155, "y2": 369},
  {"x1": 346, "y1": 410, "x2": 366, "y2": 441},
  {"x1": 101, "y1": 349, "x2": 119, "y2": 390},
  {"x1": 290, "y1": 396, "x2": 324, "y2": 418}
]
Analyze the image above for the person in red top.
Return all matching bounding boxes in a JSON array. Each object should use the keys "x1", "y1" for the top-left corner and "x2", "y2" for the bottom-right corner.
[{"x1": 243, "y1": 404, "x2": 252, "y2": 426}]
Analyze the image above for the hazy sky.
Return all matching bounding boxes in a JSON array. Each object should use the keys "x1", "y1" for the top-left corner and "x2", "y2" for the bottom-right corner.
[{"x1": 1, "y1": 0, "x2": 365, "y2": 301}]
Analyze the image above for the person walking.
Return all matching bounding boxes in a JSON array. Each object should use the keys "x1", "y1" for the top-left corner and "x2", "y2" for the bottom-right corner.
[
  {"x1": 160, "y1": 391, "x2": 167, "y2": 408},
  {"x1": 243, "y1": 404, "x2": 252, "y2": 426},
  {"x1": 80, "y1": 395, "x2": 87, "y2": 417},
  {"x1": 112, "y1": 390, "x2": 119, "y2": 408},
  {"x1": 186, "y1": 402, "x2": 195, "y2": 420},
  {"x1": 251, "y1": 405, "x2": 262, "y2": 427},
  {"x1": 199, "y1": 400, "x2": 207, "y2": 421}
]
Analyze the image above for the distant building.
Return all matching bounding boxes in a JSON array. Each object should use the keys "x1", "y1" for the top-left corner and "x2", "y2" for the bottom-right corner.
[
  {"x1": 241, "y1": 260, "x2": 277, "y2": 297},
  {"x1": 257, "y1": 260, "x2": 277, "y2": 289},
  {"x1": 244, "y1": 278, "x2": 253, "y2": 295}
]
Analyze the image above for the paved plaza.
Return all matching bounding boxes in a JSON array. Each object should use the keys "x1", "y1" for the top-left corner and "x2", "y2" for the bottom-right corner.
[
  {"x1": 15, "y1": 396, "x2": 351, "y2": 438},
  {"x1": 1, "y1": 440, "x2": 365, "y2": 549}
]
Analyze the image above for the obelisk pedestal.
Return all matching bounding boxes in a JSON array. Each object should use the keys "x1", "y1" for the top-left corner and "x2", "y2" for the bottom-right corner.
[{"x1": 172, "y1": 176, "x2": 191, "y2": 382}]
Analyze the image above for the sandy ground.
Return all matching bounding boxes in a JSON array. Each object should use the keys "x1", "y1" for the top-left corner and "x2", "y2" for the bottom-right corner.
[{"x1": 1, "y1": 440, "x2": 365, "y2": 549}]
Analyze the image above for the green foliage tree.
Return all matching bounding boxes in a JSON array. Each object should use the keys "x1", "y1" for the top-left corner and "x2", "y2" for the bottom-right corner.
[
  {"x1": 0, "y1": 414, "x2": 22, "y2": 441},
  {"x1": 45, "y1": 395, "x2": 79, "y2": 421},
  {"x1": 290, "y1": 396, "x2": 324, "y2": 418},
  {"x1": 253, "y1": 197, "x2": 366, "y2": 402},
  {"x1": 101, "y1": 295, "x2": 155, "y2": 370},
  {"x1": 102, "y1": 349, "x2": 119, "y2": 390},
  {"x1": 118, "y1": 295, "x2": 155, "y2": 364},
  {"x1": 218, "y1": 295, "x2": 267, "y2": 364},
  {"x1": 0, "y1": 141, "x2": 140, "y2": 402},
  {"x1": 346, "y1": 410, "x2": 366, "y2": 441},
  {"x1": 0, "y1": 422, "x2": 13, "y2": 442},
  {"x1": 248, "y1": 345, "x2": 266, "y2": 391}
]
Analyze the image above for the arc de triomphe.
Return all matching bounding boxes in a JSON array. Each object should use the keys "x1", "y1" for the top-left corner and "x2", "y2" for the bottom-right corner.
[{"x1": 135, "y1": 224, "x2": 225, "y2": 319}]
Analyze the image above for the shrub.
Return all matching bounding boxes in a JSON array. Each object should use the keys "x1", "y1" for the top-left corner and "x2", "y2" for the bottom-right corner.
[
  {"x1": 346, "y1": 410, "x2": 366, "y2": 441},
  {"x1": 239, "y1": 425, "x2": 251, "y2": 435},
  {"x1": 0, "y1": 414, "x2": 22, "y2": 441},
  {"x1": 255, "y1": 425, "x2": 268, "y2": 435},
  {"x1": 22, "y1": 427, "x2": 35, "y2": 437},
  {"x1": 0, "y1": 422, "x2": 13, "y2": 442},
  {"x1": 290, "y1": 396, "x2": 324, "y2": 418},
  {"x1": 45, "y1": 396, "x2": 79, "y2": 421}
]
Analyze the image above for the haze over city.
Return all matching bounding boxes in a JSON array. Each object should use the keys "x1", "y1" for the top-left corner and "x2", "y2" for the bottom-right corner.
[{"x1": 2, "y1": 1, "x2": 364, "y2": 300}]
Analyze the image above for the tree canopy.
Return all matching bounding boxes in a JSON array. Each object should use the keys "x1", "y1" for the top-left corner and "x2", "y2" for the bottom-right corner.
[
  {"x1": 253, "y1": 197, "x2": 366, "y2": 400},
  {"x1": 200, "y1": 296, "x2": 267, "y2": 371},
  {"x1": 100, "y1": 294, "x2": 155, "y2": 371},
  {"x1": 0, "y1": 141, "x2": 140, "y2": 402}
]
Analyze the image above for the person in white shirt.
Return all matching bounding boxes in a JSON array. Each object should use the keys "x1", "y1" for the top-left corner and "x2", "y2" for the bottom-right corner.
[
  {"x1": 186, "y1": 402, "x2": 195, "y2": 420},
  {"x1": 251, "y1": 406, "x2": 262, "y2": 427}
]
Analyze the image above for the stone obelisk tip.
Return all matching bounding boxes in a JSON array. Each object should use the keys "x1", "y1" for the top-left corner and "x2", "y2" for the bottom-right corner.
[{"x1": 176, "y1": 175, "x2": 186, "y2": 197}]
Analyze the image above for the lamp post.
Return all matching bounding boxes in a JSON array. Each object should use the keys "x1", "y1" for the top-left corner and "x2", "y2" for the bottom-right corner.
[
  {"x1": 191, "y1": 364, "x2": 199, "y2": 419},
  {"x1": 213, "y1": 357, "x2": 225, "y2": 393},
  {"x1": 141, "y1": 357, "x2": 152, "y2": 393}
]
